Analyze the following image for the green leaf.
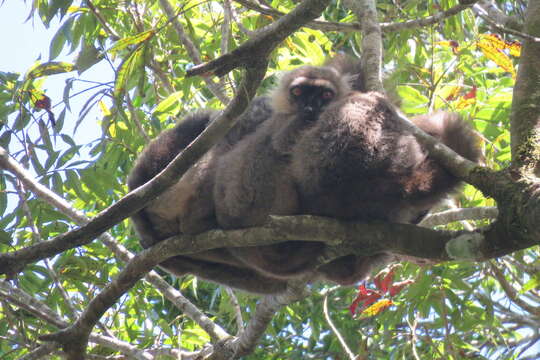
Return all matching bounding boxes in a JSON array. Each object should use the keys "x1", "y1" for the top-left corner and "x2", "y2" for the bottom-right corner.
[
  {"x1": 25, "y1": 61, "x2": 76, "y2": 80},
  {"x1": 396, "y1": 85, "x2": 429, "y2": 114},
  {"x1": 0, "y1": 230, "x2": 11, "y2": 245},
  {"x1": 153, "y1": 91, "x2": 183, "y2": 115},
  {"x1": 75, "y1": 42, "x2": 103, "y2": 74},
  {"x1": 49, "y1": 17, "x2": 74, "y2": 60},
  {"x1": 113, "y1": 46, "x2": 145, "y2": 102},
  {"x1": 521, "y1": 275, "x2": 540, "y2": 293},
  {"x1": 108, "y1": 30, "x2": 155, "y2": 54}
]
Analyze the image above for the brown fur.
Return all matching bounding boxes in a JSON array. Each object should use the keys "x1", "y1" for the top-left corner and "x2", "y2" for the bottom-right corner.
[
  {"x1": 214, "y1": 65, "x2": 351, "y2": 279},
  {"x1": 128, "y1": 102, "x2": 293, "y2": 294},
  {"x1": 289, "y1": 91, "x2": 481, "y2": 283},
  {"x1": 129, "y1": 62, "x2": 480, "y2": 294}
]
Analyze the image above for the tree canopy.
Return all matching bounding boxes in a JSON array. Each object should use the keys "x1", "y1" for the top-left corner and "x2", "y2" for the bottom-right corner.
[{"x1": 0, "y1": 0, "x2": 539, "y2": 359}]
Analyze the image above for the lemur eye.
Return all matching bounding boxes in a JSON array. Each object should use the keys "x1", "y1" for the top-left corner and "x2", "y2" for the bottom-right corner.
[
  {"x1": 322, "y1": 90, "x2": 334, "y2": 100},
  {"x1": 291, "y1": 87, "x2": 302, "y2": 97}
]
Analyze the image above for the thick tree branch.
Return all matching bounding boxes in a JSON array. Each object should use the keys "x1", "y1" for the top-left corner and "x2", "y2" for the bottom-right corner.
[
  {"x1": 186, "y1": 0, "x2": 331, "y2": 77},
  {"x1": 510, "y1": 0, "x2": 540, "y2": 169},
  {"x1": 389, "y1": 108, "x2": 539, "y2": 257},
  {"x1": 36, "y1": 207, "x2": 538, "y2": 359}
]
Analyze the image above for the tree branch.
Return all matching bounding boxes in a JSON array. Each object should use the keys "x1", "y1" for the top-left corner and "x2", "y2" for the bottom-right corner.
[
  {"x1": 0, "y1": 140, "x2": 231, "y2": 344},
  {"x1": 472, "y1": 3, "x2": 540, "y2": 42},
  {"x1": 232, "y1": 280, "x2": 310, "y2": 357},
  {"x1": 234, "y1": 0, "x2": 475, "y2": 34},
  {"x1": 0, "y1": 64, "x2": 266, "y2": 275},
  {"x1": 186, "y1": 0, "x2": 332, "y2": 77},
  {"x1": 0, "y1": 281, "x2": 156, "y2": 360},
  {"x1": 85, "y1": 0, "x2": 120, "y2": 41},
  {"x1": 158, "y1": 0, "x2": 230, "y2": 104},
  {"x1": 475, "y1": 0, "x2": 523, "y2": 31},
  {"x1": 381, "y1": 1, "x2": 476, "y2": 33},
  {"x1": 509, "y1": 0, "x2": 540, "y2": 169},
  {"x1": 225, "y1": 287, "x2": 245, "y2": 336},
  {"x1": 489, "y1": 261, "x2": 540, "y2": 317},
  {"x1": 345, "y1": 0, "x2": 384, "y2": 92},
  {"x1": 418, "y1": 207, "x2": 498, "y2": 227},
  {"x1": 18, "y1": 342, "x2": 59, "y2": 360},
  {"x1": 323, "y1": 295, "x2": 356, "y2": 360},
  {"x1": 35, "y1": 209, "x2": 538, "y2": 358}
]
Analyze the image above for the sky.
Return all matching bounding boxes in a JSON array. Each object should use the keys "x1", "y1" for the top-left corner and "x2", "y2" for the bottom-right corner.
[
  {"x1": 0, "y1": 1, "x2": 53, "y2": 74},
  {"x1": 0, "y1": 1, "x2": 115, "y2": 147}
]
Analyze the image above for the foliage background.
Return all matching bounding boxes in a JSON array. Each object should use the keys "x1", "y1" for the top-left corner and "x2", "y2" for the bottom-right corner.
[{"x1": 0, "y1": 0, "x2": 538, "y2": 359}]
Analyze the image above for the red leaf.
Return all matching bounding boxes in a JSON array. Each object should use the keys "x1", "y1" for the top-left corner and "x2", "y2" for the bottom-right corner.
[
  {"x1": 463, "y1": 85, "x2": 477, "y2": 100},
  {"x1": 389, "y1": 279, "x2": 414, "y2": 297},
  {"x1": 350, "y1": 284, "x2": 380, "y2": 315},
  {"x1": 34, "y1": 95, "x2": 52, "y2": 110}
]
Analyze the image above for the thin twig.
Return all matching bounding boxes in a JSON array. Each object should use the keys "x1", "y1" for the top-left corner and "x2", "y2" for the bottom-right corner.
[
  {"x1": 85, "y1": 0, "x2": 120, "y2": 41},
  {"x1": 489, "y1": 261, "x2": 540, "y2": 316},
  {"x1": 126, "y1": 94, "x2": 151, "y2": 143},
  {"x1": 473, "y1": 3, "x2": 540, "y2": 42},
  {"x1": 225, "y1": 287, "x2": 245, "y2": 336},
  {"x1": 323, "y1": 295, "x2": 356, "y2": 360},
  {"x1": 381, "y1": 2, "x2": 476, "y2": 32},
  {"x1": 406, "y1": 314, "x2": 422, "y2": 360},
  {"x1": 158, "y1": 0, "x2": 230, "y2": 104}
]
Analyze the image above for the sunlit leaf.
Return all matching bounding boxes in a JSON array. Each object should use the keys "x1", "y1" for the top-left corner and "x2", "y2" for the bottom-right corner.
[
  {"x1": 477, "y1": 35, "x2": 516, "y2": 78},
  {"x1": 108, "y1": 30, "x2": 155, "y2": 54},
  {"x1": 361, "y1": 299, "x2": 393, "y2": 316},
  {"x1": 25, "y1": 61, "x2": 76, "y2": 80},
  {"x1": 113, "y1": 46, "x2": 145, "y2": 102}
]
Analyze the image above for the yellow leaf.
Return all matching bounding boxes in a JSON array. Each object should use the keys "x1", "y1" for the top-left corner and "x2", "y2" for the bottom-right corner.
[
  {"x1": 481, "y1": 34, "x2": 506, "y2": 50},
  {"x1": 98, "y1": 100, "x2": 111, "y2": 117},
  {"x1": 456, "y1": 97, "x2": 476, "y2": 109},
  {"x1": 442, "y1": 85, "x2": 462, "y2": 101},
  {"x1": 361, "y1": 299, "x2": 393, "y2": 316},
  {"x1": 477, "y1": 38, "x2": 516, "y2": 78},
  {"x1": 507, "y1": 41, "x2": 521, "y2": 57}
]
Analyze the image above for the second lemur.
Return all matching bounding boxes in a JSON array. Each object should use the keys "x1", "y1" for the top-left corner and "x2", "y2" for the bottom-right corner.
[
  {"x1": 214, "y1": 65, "x2": 351, "y2": 279},
  {"x1": 290, "y1": 91, "x2": 481, "y2": 284}
]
